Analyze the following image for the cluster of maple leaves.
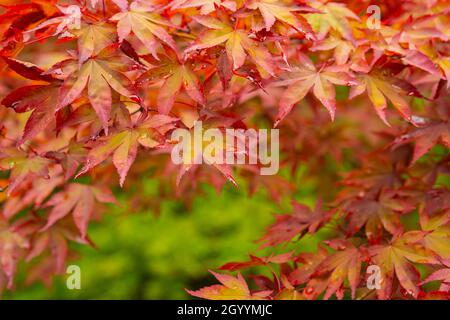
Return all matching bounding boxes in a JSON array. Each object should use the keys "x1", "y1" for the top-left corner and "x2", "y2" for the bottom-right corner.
[{"x1": 0, "y1": 0, "x2": 449, "y2": 299}]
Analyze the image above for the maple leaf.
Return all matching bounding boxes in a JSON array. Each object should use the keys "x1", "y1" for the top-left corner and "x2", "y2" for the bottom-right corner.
[
  {"x1": 312, "y1": 240, "x2": 362, "y2": 299},
  {"x1": 368, "y1": 233, "x2": 439, "y2": 299},
  {"x1": 170, "y1": 0, "x2": 237, "y2": 14},
  {"x1": 110, "y1": 2, "x2": 177, "y2": 59},
  {"x1": 186, "y1": 16, "x2": 276, "y2": 77},
  {"x1": 26, "y1": 229, "x2": 69, "y2": 274},
  {"x1": 54, "y1": 103, "x2": 104, "y2": 137},
  {"x1": 137, "y1": 54, "x2": 204, "y2": 115},
  {"x1": 417, "y1": 45, "x2": 450, "y2": 88},
  {"x1": 0, "y1": 220, "x2": 29, "y2": 288},
  {"x1": 187, "y1": 271, "x2": 271, "y2": 300},
  {"x1": 72, "y1": 22, "x2": 117, "y2": 64},
  {"x1": 246, "y1": 0, "x2": 315, "y2": 39},
  {"x1": 12, "y1": 216, "x2": 89, "y2": 275},
  {"x1": 420, "y1": 189, "x2": 450, "y2": 217},
  {"x1": 78, "y1": 114, "x2": 177, "y2": 186},
  {"x1": 304, "y1": 1, "x2": 360, "y2": 43},
  {"x1": 46, "y1": 140, "x2": 87, "y2": 181},
  {"x1": 27, "y1": 226, "x2": 89, "y2": 274},
  {"x1": 170, "y1": 120, "x2": 239, "y2": 186},
  {"x1": 337, "y1": 155, "x2": 403, "y2": 193},
  {"x1": 258, "y1": 200, "x2": 333, "y2": 248},
  {"x1": 0, "y1": 2, "x2": 52, "y2": 46},
  {"x1": 3, "y1": 170, "x2": 63, "y2": 219},
  {"x1": 422, "y1": 223, "x2": 450, "y2": 262},
  {"x1": 0, "y1": 148, "x2": 50, "y2": 196},
  {"x1": 310, "y1": 35, "x2": 354, "y2": 65},
  {"x1": 392, "y1": 120, "x2": 450, "y2": 164},
  {"x1": 401, "y1": 50, "x2": 444, "y2": 79},
  {"x1": 41, "y1": 183, "x2": 116, "y2": 239},
  {"x1": 275, "y1": 275, "x2": 305, "y2": 300},
  {"x1": 1, "y1": 57, "x2": 54, "y2": 82},
  {"x1": 24, "y1": 4, "x2": 83, "y2": 40},
  {"x1": 55, "y1": 46, "x2": 137, "y2": 133},
  {"x1": 176, "y1": 157, "x2": 238, "y2": 188},
  {"x1": 289, "y1": 245, "x2": 329, "y2": 285},
  {"x1": 275, "y1": 54, "x2": 355, "y2": 126},
  {"x1": 411, "y1": 205, "x2": 450, "y2": 261},
  {"x1": 2, "y1": 84, "x2": 60, "y2": 145},
  {"x1": 394, "y1": 15, "x2": 450, "y2": 55},
  {"x1": 349, "y1": 69, "x2": 424, "y2": 125},
  {"x1": 0, "y1": 57, "x2": 60, "y2": 144},
  {"x1": 342, "y1": 190, "x2": 416, "y2": 242}
]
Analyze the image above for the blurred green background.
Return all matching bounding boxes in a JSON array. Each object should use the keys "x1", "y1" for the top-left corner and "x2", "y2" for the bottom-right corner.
[{"x1": 5, "y1": 172, "x2": 324, "y2": 300}]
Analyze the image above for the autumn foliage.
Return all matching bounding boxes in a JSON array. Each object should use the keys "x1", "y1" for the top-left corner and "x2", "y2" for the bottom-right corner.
[{"x1": 0, "y1": 0, "x2": 449, "y2": 300}]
